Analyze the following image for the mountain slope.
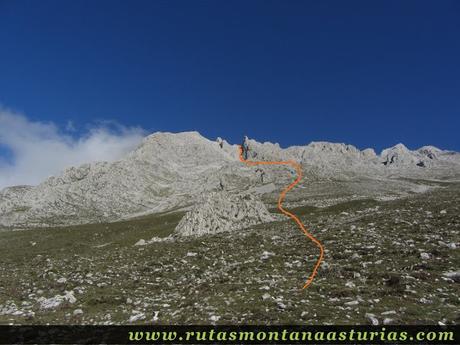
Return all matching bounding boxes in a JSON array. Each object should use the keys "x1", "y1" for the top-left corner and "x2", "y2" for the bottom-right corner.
[{"x1": 1, "y1": 131, "x2": 459, "y2": 229}]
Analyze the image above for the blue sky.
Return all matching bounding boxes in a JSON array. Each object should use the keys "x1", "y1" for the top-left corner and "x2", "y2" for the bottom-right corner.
[{"x1": 0, "y1": 0, "x2": 459, "y2": 155}]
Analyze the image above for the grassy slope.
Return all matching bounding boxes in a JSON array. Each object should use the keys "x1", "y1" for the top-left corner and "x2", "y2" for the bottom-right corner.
[{"x1": 0, "y1": 184, "x2": 459, "y2": 325}]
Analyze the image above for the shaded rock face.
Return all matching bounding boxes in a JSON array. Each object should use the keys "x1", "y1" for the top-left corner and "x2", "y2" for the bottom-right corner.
[{"x1": 174, "y1": 191, "x2": 275, "y2": 237}]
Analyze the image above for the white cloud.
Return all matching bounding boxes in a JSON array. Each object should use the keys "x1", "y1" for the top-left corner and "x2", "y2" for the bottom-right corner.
[{"x1": 0, "y1": 108, "x2": 146, "y2": 189}]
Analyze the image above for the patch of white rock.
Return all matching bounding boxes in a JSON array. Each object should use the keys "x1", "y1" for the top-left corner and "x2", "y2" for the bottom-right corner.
[{"x1": 174, "y1": 191, "x2": 276, "y2": 237}]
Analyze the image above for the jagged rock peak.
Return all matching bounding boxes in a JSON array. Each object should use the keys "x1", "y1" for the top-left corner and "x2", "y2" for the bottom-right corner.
[
  {"x1": 240, "y1": 136, "x2": 285, "y2": 161},
  {"x1": 305, "y1": 141, "x2": 362, "y2": 154},
  {"x1": 417, "y1": 146, "x2": 443, "y2": 160},
  {"x1": 362, "y1": 148, "x2": 377, "y2": 158},
  {"x1": 418, "y1": 145, "x2": 442, "y2": 152},
  {"x1": 136, "y1": 131, "x2": 210, "y2": 150},
  {"x1": 129, "y1": 130, "x2": 238, "y2": 164},
  {"x1": 381, "y1": 143, "x2": 420, "y2": 167},
  {"x1": 382, "y1": 143, "x2": 410, "y2": 153}
]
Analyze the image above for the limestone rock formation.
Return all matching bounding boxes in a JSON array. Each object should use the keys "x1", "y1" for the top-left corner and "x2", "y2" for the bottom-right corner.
[
  {"x1": 1, "y1": 131, "x2": 459, "y2": 229},
  {"x1": 174, "y1": 191, "x2": 275, "y2": 237}
]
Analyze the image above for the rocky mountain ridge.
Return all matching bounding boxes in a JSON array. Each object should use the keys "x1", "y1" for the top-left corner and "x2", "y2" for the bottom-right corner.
[{"x1": 1, "y1": 131, "x2": 459, "y2": 229}]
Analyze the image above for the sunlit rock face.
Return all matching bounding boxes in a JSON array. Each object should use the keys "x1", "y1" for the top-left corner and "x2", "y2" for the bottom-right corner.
[
  {"x1": 1, "y1": 131, "x2": 459, "y2": 229},
  {"x1": 174, "y1": 191, "x2": 275, "y2": 237}
]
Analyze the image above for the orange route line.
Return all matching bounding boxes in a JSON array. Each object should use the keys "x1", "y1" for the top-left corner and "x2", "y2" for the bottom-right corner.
[{"x1": 238, "y1": 145, "x2": 324, "y2": 289}]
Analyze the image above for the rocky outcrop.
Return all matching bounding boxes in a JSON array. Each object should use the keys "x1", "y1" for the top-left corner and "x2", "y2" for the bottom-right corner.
[{"x1": 174, "y1": 191, "x2": 275, "y2": 237}]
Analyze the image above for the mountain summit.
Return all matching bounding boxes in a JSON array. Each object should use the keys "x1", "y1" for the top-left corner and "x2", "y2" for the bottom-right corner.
[{"x1": 1, "y1": 131, "x2": 459, "y2": 229}]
